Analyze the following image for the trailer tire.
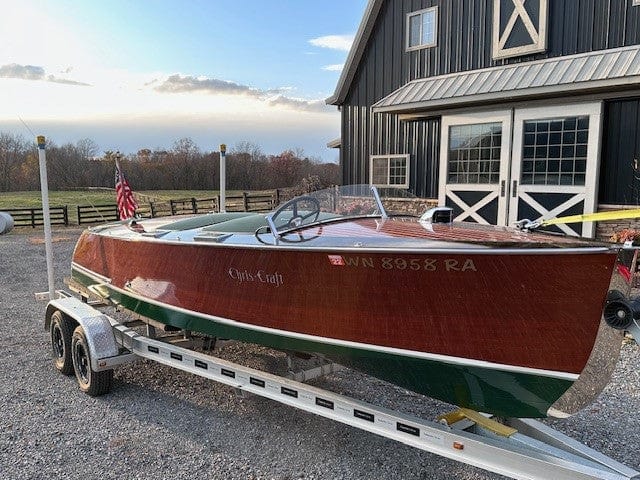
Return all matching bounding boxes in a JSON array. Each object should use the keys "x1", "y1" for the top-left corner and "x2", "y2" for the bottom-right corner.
[
  {"x1": 71, "y1": 326, "x2": 113, "y2": 396},
  {"x1": 50, "y1": 311, "x2": 75, "y2": 375}
]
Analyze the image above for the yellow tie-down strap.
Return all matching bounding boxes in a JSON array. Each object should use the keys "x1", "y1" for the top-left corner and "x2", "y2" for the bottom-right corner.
[
  {"x1": 87, "y1": 283, "x2": 111, "y2": 300},
  {"x1": 438, "y1": 408, "x2": 517, "y2": 437},
  {"x1": 542, "y1": 209, "x2": 640, "y2": 226}
]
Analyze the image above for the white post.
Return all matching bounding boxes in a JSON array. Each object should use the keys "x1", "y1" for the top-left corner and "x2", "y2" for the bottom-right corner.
[
  {"x1": 37, "y1": 135, "x2": 56, "y2": 300},
  {"x1": 219, "y1": 143, "x2": 226, "y2": 213}
]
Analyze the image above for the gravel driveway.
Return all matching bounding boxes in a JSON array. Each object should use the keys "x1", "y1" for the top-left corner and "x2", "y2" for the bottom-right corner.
[{"x1": 1, "y1": 227, "x2": 639, "y2": 480}]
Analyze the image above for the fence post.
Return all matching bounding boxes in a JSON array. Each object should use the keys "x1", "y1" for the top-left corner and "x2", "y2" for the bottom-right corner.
[
  {"x1": 275, "y1": 189, "x2": 280, "y2": 208},
  {"x1": 31, "y1": 208, "x2": 36, "y2": 228},
  {"x1": 216, "y1": 195, "x2": 220, "y2": 213},
  {"x1": 243, "y1": 192, "x2": 248, "y2": 212},
  {"x1": 150, "y1": 202, "x2": 156, "y2": 218},
  {"x1": 192, "y1": 197, "x2": 197, "y2": 214},
  {"x1": 63, "y1": 205, "x2": 68, "y2": 226},
  {"x1": 170, "y1": 199, "x2": 176, "y2": 215}
]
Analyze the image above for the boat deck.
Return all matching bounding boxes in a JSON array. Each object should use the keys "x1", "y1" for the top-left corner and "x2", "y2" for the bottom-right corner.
[{"x1": 90, "y1": 213, "x2": 613, "y2": 251}]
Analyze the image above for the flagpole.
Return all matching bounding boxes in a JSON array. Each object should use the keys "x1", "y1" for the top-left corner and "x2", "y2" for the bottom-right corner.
[
  {"x1": 37, "y1": 135, "x2": 56, "y2": 301},
  {"x1": 115, "y1": 152, "x2": 122, "y2": 220},
  {"x1": 220, "y1": 144, "x2": 226, "y2": 213},
  {"x1": 115, "y1": 151, "x2": 122, "y2": 173}
]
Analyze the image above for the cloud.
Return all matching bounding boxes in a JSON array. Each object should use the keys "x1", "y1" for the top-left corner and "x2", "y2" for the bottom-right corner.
[
  {"x1": 267, "y1": 96, "x2": 334, "y2": 113},
  {"x1": 0, "y1": 63, "x2": 90, "y2": 86},
  {"x1": 309, "y1": 34, "x2": 355, "y2": 52},
  {"x1": 153, "y1": 74, "x2": 332, "y2": 113},
  {"x1": 153, "y1": 74, "x2": 282, "y2": 98},
  {"x1": 0, "y1": 63, "x2": 45, "y2": 80},
  {"x1": 322, "y1": 64, "x2": 344, "y2": 72},
  {"x1": 46, "y1": 75, "x2": 91, "y2": 86}
]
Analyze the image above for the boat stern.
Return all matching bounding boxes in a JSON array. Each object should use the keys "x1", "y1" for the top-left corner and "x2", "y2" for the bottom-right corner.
[{"x1": 548, "y1": 246, "x2": 639, "y2": 418}]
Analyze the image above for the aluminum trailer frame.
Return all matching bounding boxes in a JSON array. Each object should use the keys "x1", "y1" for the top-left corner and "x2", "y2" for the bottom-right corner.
[{"x1": 45, "y1": 293, "x2": 640, "y2": 480}]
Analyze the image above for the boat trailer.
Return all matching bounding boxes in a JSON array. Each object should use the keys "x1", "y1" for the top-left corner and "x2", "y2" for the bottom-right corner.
[{"x1": 42, "y1": 284, "x2": 639, "y2": 480}]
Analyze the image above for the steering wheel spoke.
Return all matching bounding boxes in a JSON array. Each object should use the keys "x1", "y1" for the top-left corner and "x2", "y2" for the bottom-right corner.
[{"x1": 270, "y1": 196, "x2": 321, "y2": 233}]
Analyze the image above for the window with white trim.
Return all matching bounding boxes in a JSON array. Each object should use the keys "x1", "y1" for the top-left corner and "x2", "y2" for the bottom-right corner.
[
  {"x1": 370, "y1": 155, "x2": 410, "y2": 188},
  {"x1": 406, "y1": 7, "x2": 437, "y2": 51}
]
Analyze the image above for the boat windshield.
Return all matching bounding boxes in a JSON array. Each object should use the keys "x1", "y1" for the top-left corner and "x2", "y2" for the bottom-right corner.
[{"x1": 266, "y1": 184, "x2": 416, "y2": 235}]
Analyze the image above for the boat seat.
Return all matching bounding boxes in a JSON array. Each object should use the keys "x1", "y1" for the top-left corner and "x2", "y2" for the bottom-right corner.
[
  {"x1": 202, "y1": 214, "x2": 269, "y2": 233},
  {"x1": 160, "y1": 212, "x2": 255, "y2": 231}
]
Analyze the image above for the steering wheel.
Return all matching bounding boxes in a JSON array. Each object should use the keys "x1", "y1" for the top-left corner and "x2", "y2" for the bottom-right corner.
[{"x1": 273, "y1": 196, "x2": 321, "y2": 229}]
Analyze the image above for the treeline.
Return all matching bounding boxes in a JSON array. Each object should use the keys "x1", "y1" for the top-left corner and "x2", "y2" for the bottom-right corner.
[{"x1": 0, "y1": 134, "x2": 341, "y2": 192}]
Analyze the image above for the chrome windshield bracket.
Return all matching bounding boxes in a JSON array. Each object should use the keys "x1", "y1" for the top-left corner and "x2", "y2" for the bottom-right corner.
[
  {"x1": 266, "y1": 214, "x2": 281, "y2": 242},
  {"x1": 370, "y1": 186, "x2": 388, "y2": 219}
]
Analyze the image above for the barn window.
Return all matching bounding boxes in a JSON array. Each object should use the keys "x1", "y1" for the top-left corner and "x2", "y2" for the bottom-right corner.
[
  {"x1": 447, "y1": 123, "x2": 502, "y2": 184},
  {"x1": 406, "y1": 7, "x2": 438, "y2": 51},
  {"x1": 520, "y1": 116, "x2": 589, "y2": 186},
  {"x1": 370, "y1": 155, "x2": 410, "y2": 188}
]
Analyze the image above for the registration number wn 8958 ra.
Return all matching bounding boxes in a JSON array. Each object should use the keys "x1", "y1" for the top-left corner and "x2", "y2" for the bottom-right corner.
[{"x1": 328, "y1": 255, "x2": 477, "y2": 272}]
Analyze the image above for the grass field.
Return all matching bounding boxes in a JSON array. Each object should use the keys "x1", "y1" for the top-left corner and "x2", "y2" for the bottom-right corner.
[
  {"x1": 0, "y1": 190, "x2": 222, "y2": 209},
  {"x1": 0, "y1": 190, "x2": 224, "y2": 225}
]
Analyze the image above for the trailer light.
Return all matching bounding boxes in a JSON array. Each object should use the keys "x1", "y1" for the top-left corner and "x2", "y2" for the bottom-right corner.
[{"x1": 453, "y1": 442, "x2": 464, "y2": 450}]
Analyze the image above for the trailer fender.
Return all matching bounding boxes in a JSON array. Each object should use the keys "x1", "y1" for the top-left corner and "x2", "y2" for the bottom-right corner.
[{"x1": 45, "y1": 296, "x2": 118, "y2": 371}]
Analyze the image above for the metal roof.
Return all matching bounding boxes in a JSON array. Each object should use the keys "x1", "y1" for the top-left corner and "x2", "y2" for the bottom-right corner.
[
  {"x1": 373, "y1": 45, "x2": 640, "y2": 114},
  {"x1": 326, "y1": 138, "x2": 341, "y2": 148}
]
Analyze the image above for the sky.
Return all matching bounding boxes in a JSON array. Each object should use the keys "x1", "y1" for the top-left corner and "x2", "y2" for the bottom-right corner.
[{"x1": 0, "y1": 0, "x2": 368, "y2": 161}]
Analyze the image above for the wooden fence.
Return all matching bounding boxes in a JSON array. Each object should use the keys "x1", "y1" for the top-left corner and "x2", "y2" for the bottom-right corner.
[
  {"x1": 1, "y1": 207, "x2": 69, "y2": 227},
  {"x1": 77, "y1": 204, "x2": 119, "y2": 225},
  {"x1": 74, "y1": 190, "x2": 281, "y2": 225},
  {"x1": 1, "y1": 206, "x2": 68, "y2": 227}
]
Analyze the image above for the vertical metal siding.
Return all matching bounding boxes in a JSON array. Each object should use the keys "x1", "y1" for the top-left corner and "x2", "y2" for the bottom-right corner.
[
  {"x1": 600, "y1": 98, "x2": 640, "y2": 205},
  {"x1": 340, "y1": 0, "x2": 640, "y2": 197}
]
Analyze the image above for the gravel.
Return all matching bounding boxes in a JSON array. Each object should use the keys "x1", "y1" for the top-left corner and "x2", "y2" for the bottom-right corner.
[{"x1": 0, "y1": 227, "x2": 639, "y2": 480}]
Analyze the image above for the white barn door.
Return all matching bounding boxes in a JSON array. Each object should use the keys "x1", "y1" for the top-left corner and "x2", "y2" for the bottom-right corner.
[
  {"x1": 438, "y1": 111, "x2": 513, "y2": 225},
  {"x1": 508, "y1": 103, "x2": 602, "y2": 237},
  {"x1": 439, "y1": 103, "x2": 602, "y2": 237}
]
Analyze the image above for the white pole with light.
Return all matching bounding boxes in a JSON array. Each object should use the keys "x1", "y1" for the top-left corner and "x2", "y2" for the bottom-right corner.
[
  {"x1": 37, "y1": 135, "x2": 56, "y2": 300},
  {"x1": 219, "y1": 143, "x2": 226, "y2": 213}
]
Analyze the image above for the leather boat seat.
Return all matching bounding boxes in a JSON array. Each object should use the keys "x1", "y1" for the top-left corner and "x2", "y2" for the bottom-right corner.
[
  {"x1": 161, "y1": 212, "x2": 256, "y2": 231},
  {"x1": 203, "y1": 214, "x2": 270, "y2": 233}
]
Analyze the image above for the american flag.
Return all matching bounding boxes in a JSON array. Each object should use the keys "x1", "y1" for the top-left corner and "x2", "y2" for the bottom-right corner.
[{"x1": 115, "y1": 158, "x2": 138, "y2": 220}]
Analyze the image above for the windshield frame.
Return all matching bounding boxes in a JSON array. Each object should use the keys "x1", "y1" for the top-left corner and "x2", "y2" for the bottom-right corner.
[{"x1": 266, "y1": 184, "x2": 414, "y2": 239}]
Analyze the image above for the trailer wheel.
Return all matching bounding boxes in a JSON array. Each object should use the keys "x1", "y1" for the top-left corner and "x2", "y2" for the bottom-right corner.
[
  {"x1": 50, "y1": 311, "x2": 75, "y2": 375},
  {"x1": 71, "y1": 326, "x2": 113, "y2": 396}
]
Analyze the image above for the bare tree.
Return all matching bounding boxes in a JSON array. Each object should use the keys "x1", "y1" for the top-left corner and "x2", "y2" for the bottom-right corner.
[
  {"x1": 0, "y1": 133, "x2": 29, "y2": 192},
  {"x1": 0, "y1": 131, "x2": 341, "y2": 192}
]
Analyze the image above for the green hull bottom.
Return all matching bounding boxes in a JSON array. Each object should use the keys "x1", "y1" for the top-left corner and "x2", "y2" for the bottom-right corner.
[{"x1": 72, "y1": 270, "x2": 572, "y2": 418}]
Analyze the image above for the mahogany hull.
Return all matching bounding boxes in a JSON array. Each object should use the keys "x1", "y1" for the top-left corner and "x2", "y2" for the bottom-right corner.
[{"x1": 71, "y1": 228, "x2": 618, "y2": 418}]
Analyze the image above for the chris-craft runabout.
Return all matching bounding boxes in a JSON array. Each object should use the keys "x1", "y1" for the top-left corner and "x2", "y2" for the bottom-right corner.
[{"x1": 70, "y1": 185, "x2": 634, "y2": 418}]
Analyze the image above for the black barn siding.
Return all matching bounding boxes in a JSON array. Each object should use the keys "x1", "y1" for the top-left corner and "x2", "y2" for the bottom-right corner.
[
  {"x1": 340, "y1": 0, "x2": 640, "y2": 199},
  {"x1": 600, "y1": 98, "x2": 640, "y2": 205}
]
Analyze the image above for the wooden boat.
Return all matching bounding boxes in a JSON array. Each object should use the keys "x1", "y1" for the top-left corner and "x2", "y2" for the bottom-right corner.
[{"x1": 70, "y1": 185, "x2": 632, "y2": 418}]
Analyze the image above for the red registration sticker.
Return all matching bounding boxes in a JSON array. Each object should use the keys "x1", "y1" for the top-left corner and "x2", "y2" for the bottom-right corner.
[{"x1": 328, "y1": 255, "x2": 345, "y2": 266}]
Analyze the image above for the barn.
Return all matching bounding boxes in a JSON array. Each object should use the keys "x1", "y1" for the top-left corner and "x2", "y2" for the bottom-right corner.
[{"x1": 327, "y1": 0, "x2": 640, "y2": 238}]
